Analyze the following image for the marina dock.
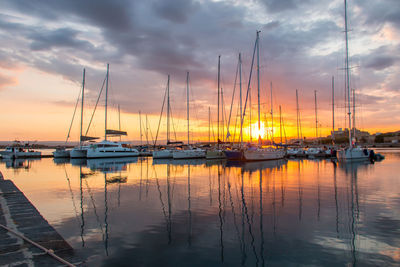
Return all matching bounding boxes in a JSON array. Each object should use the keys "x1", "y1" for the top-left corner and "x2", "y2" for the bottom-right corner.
[{"x1": 0, "y1": 171, "x2": 78, "y2": 266}]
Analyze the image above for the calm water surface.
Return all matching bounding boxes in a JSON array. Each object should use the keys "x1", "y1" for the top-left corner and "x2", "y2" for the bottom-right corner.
[{"x1": 1, "y1": 149, "x2": 399, "y2": 266}]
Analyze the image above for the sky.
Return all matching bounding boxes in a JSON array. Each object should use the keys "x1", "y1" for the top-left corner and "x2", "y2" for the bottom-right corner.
[{"x1": 0, "y1": 0, "x2": 399, "y2": 143}]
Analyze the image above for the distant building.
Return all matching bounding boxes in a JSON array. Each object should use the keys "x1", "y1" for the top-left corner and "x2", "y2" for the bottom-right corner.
[{"x1": 330, "y1": 128, "x2": 370, "y2": 140}]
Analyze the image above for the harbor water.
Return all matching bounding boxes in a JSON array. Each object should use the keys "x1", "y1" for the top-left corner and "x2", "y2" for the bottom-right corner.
[{"x1": 0, "y1": 149, "x2": 399, "y2": 266}]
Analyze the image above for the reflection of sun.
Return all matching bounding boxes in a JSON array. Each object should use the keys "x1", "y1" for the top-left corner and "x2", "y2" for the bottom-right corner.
[{"x1": 251, "y1": 121, "x2": 266, "y2": 140}]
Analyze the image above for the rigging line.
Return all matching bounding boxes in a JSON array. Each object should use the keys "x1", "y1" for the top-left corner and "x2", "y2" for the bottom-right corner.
[
  {"x1": 241, "y1": 33, "x2": 258, "y2": 132},
  {"x1": 226, "y1": 58, "x2": 240, "y2": 141},
  {"x1": 169, "y1": 106, "x2": 178, "y2": 142},
  {"x1": 84, "y1": 75, "x2": 107, "y2": 136},
  {"x1": 232, "y1": 100, "x2": 240, "y2": 143},
  {"x1": 154, "y1": 80, "x2": 168, "y2": 146},
  {"x1": 65, "y1": 81, "x2": 83, "y2": 144}
]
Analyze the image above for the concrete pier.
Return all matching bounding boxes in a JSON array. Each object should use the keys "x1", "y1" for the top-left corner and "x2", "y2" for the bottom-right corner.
[{"x1": 0, "y1": 171, "x2": 78, "y2": 266}]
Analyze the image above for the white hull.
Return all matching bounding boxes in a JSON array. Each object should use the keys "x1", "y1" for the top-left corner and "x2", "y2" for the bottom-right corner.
[
  {"x1": 337, "y1": 147, "x2": 369, "y2": 162},
  {"x1": 2, "y1": 151, "x2": 41, "y2": 159},
  {"x1": 53, "y1": 149, "x2": 70, "y2": 158},
  {"x1": 152, "y1": 150, "x2": 173, "y2": 159},
  {"x1": 173, "y1": 149, "x2": 205, "y2": 159},
  {"x1": 70, "y1": 148, "x2": 88, "y2": 158},
  {"x1": 86, "y1": 150, "x2": 139, "y2": 158},
  {"x1": 244, "y1": 149, "x2": 285, "y2": 161}
]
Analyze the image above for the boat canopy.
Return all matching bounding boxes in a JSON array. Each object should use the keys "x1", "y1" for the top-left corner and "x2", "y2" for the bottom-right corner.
[
  {"x1": 106, "y1": 129, "x2": 127, "y2": 136},
  {"x1": 81, "y1": 135, "x2": 99, "y2": 141}
]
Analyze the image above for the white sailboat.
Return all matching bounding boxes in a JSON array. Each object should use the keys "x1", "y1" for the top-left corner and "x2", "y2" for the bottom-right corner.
[
  {"x1": 172, "y1": 72, "x2": 206, "y2": 159},
  {"x1": 70, "y1": 69, "x2": 98, "y2": 158},
  {"x1": 206, "y1": 55, "x2": 225, "y2": 159},
  {"x1": 243, "y1": 31, "x2": 285, "y2": 161},
  {"x1": 337, "y1": 0, "x2": 369, "y2": 162},
  {"x1": 153, "y1": 75, "x2": 176, "y2": 159},
  {"x1": 86, "y1": 64, "x2": 139, "y2": 158}
]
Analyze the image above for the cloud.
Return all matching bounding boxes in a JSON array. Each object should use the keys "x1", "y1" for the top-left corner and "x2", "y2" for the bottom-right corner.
[
  {"x1": 0, "y1": 0, "x2": 399, "y2": 133},
  {"x1": 365, "y1": 56, "x2": 396, "y2": 71},
  {"x1": 153, "y1": 0, "x2": 199, "y2": 24},
  {"x1": 29, "y1": 28, "x2": 95, "y2": 51},
  {"x1": 0, "y1": 73, "x2": 17, "y2": 90}
]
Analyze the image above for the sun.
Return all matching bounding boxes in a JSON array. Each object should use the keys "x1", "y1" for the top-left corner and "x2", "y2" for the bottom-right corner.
[{"x1": 251, "y1": 121, "x2": 266, "y2": 140}]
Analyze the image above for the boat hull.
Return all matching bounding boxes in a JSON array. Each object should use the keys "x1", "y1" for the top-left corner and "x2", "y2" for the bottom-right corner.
[
  {"x1": 206, "y1": 150, "x2": 225, "y2": 159},
  {"x1": 153, "y1": 150, "x2": 173, "y2": 159},
  {"x1": 337, "y1": 148, "x2": 369, "y2": 162},
  {"x1": 244, "y1": 149, "x2": 285, "y2": 161},
  {"x1": 86, "y1": 150, "x2": 139, "y2": 158},
  {"x1": 172, "y1": 149, "x2": 205, "y2": 159},
  {"x1": 223, "y1": 150, "x2": 244, "y2": 160},
  {"x1": 53, "y1": 149, "x2": 70, "y2": 158},
  {"x1": 2, "y1": 151, "x2": 41, "y2": 159},
  {"x1": 70, "y1": 148, "x2": 87, "y2": 158}
]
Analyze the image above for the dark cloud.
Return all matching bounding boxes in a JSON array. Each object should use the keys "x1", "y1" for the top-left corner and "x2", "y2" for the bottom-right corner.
[
  {"x1": 29, "y1": 28, "x2": 95, "y2": 51},
  {"x1": 355, "y1": 0, "x2": 400, "y2": 29},
  {"x1": 260, "y1": 0, "x2": 299, "y2": 13},
  {"x1": 153, "y1": 0, "x2": 199, "y2": 24},
  {"x1": 365, "y1": 56, "x2": 396, "y2": 71}
]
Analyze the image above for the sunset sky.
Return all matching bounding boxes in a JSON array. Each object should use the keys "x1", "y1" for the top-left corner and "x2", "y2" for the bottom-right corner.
[{"x1": 0, "y1": 0, "x2": 399, "y2": 143}]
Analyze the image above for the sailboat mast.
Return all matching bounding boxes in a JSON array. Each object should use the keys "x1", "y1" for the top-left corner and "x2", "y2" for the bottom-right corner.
[
  {"x1": 332, "y1": 76, "x2": 335, "y2": 143},
  {"x1": 296, "y1": 89, "x2": 300, "y2": 141},
  {"x1": 221, "y1": 87, "x2": 224, "y2": 143},
  {"x1": 186, "y1": 71, "x2": 190, "y2": 145},
  {"x1": 167, "y1": 75, "x2": 170, "y2": 144},
  {"x1": 146, "y1": 114, "x2": 149, "y2": 146},
  {"x1": 315, "y1": 90, "x2": 318, "y2": 142},
  {"x1": 344, "y1": 0, "x2": 352, "y2": 148},
  {"x1": 139, "y1": 110, "x2": 142, "y2": 146},
  {"x1": 279, "y1": 105, "x2": 282, "y2": 144},
  {"x1": 79, "y1": 68, "x2": 86, "y2": 147},
  {"x1": 118, "y1": 104, "x2": 121, "y2": 142},
  {"x1": 353, "y1": 88, "x2": 356, "y2": 142},
  {"x1": 239, "y1": 53, "x2": 243, "y2": 148},
  {"x1": 105, "y1": 63, "x2": 109, "y2": 141},
  {"x1": 256, "y1": 30, "x2": 261, "y2": 146},
  {"x1": 270, "y1": 81, "x2": 273, "y2": 143},
  {"x1": 217, "y1": 55, "x2": 220, "y2": 148},
  {"x1": 208, "y1": 107, "x2": 211, "y2": 144}
]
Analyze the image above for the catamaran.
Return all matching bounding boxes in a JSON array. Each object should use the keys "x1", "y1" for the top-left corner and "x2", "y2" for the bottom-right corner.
[{"x1": 86, "y1": 64, "x2": 139, "y2": 158}]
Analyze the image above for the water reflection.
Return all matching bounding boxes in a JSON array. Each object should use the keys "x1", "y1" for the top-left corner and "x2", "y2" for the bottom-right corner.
[
  {"x1": 2, "y1": 158, "x2": 39, "y2": 171},
  {"x1": 0, "y1": 151, "x2": 399, "y2": 266}
]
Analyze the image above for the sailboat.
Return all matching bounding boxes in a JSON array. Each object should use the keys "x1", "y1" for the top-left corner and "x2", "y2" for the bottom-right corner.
[
  {"x1": 54, "y1": 71, "x2": 85, "y2": 158},
  {"x1": 337, "y1": 0, "x2": 370, "y2": 162},
  {"x1": 70, "y1": 68, "x2": 99, "y2": 158},
  {"x1": 172, "y1": 72, "x2": 206, "y2": 159},
  {"x1": 153, "y1": 75, "x2": 177, "y2": 159},
  {"x1": 243, "y1": 31, "x2": 285, "y2": 161},
  {"x1": 224, "y1": 53, "x2": 245, "y2": 160},
  {"x1": 86, "y1": 64, "x2": 139, "y2": 158},
  {"x1": 206, "y1": 55, "x2": 225, "y2": 159}
]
